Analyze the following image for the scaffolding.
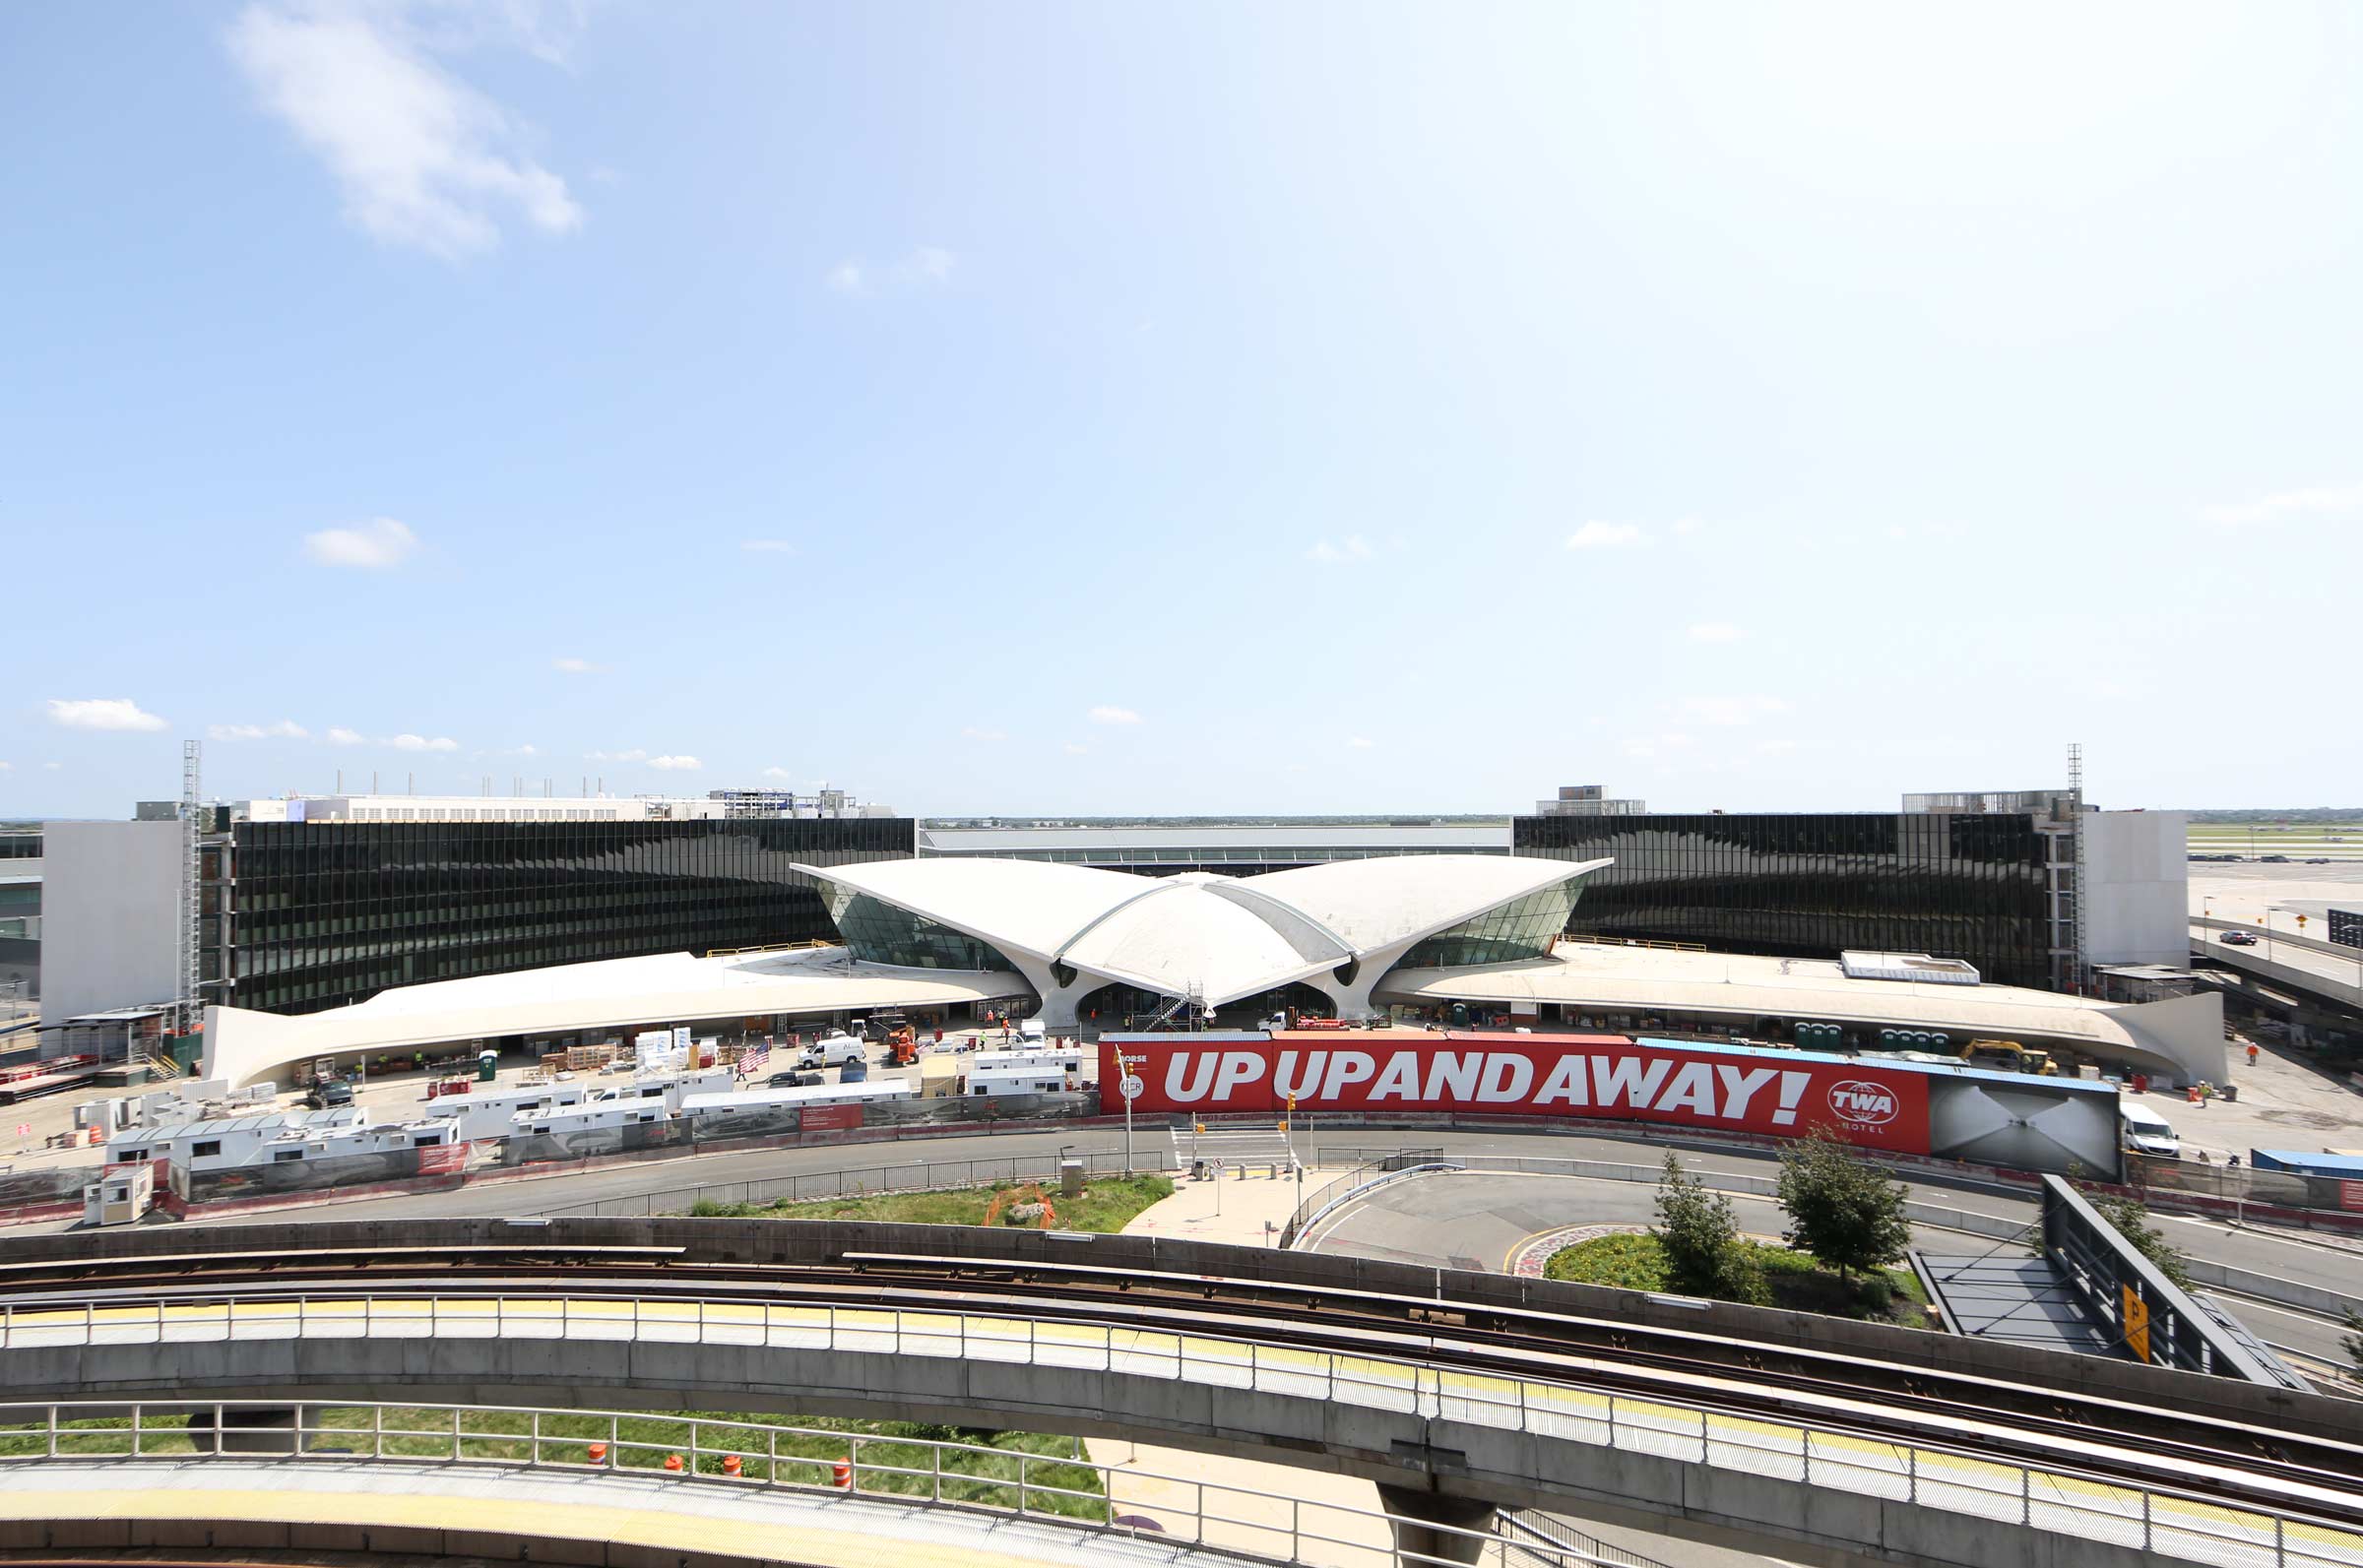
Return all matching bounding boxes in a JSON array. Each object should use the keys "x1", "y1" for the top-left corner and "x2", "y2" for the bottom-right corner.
[{"x1": 179, "y1": 739, "x2": 203, "y2": 1035}]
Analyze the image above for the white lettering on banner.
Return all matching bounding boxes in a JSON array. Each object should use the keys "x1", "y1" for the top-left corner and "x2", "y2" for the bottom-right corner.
[
  {"x1": 1534, "y1": 1055, "x2": 1588, "y2": 1106},
  {"x1": 1427, "y1": 1052, "x2": 1484, "y2": 1100},
  {"x1": 1656, "y1": 1061, "x2": 1716, "y2": 1117},
  {"x1": 1827, "y1": 1080, "x2": 1899, "y2": 1125},
  {"x1": 1715, "y1": 1065, "x2": 1780, "y2": 1118},
  {"x1": 1477, "y1": 1053, "x2": 1535, "y2": 1102},
  {"x1": 1595, "y1": 1055, "x2": 1673, "y2": 1109},
  {"x1": 1371, "y1": 1052, "x2": 1421, "y2": 1101},
  {"x1": 1275, "y1": 1051, "x2": 1325, "y2": 1099},
  {"x1": 1321, "y1": 1051, "x2": 1376, "y2": 1098},
  {"x1": 1214, "y1": 1051, "x2": 1264, "y2": 1100},
  {"x1": 1166, "y1": 1054, "x2": 1218, "y2": 1102},
  {"x1": 1771, "y1": 1072, "x2": 1808, "y2": 1125}
]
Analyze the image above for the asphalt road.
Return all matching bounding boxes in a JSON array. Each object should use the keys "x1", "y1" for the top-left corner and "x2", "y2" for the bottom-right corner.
[{"x1": 156, "y1": 1123, "x2": 2358, "y2": 1341}]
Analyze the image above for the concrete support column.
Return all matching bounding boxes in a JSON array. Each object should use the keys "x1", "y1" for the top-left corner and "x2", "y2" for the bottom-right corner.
[
  {"x1": 1375, "y1": 1483, "x2": 1496, "y2": 1566},
  {"x1": 184, "y1": 1407, "x2": 300, "y2": 1455}
]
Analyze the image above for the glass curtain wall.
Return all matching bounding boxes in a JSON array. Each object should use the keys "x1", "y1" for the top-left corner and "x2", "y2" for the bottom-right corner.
[
  {"x1": 224, "y1": 817, "x2": 914, "y2": 1014},
  {"x1": 1395, "y1": 883, "x2": 1583, "y2": 969},
  {"x1": 823, "y1": 888, "x2": 1023, "y2": 972},
  {"x1": 1514, "y1": 812, "x2": 2050, "y2": 990}
]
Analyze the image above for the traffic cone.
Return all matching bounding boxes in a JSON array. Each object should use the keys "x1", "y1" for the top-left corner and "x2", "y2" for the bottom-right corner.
[
  {"x1": 587, "y1": 1442, "x2": 608, "y2": 1465},
  {"x1": 663, "y1": 1453, "x2": 684, "y2": 1473},
  {"x1": 832, "y1": 1456, "x2": 853, "y2": 1489},
  {"x1": 722, "y1": 1454, "x2": 742, "y2": 1477}
]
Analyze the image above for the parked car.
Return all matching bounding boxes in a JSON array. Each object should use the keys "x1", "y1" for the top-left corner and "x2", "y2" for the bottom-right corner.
[
  {"x1": 2305, "y1": 857, "x2": 2331, "y2": 864},
  {"x1": 2261, "y1": 854, "x2": 2291, "y2": 863},
  {"x1": 765, "y1": 1070, "x2": 823, "y2": 1089},
  {"x1": 2219, "y1": 931, "x2": 2261, "y2": 947},
  {"x1": 302, "y1": 1079, "x2": 354, "y2": 1109}
]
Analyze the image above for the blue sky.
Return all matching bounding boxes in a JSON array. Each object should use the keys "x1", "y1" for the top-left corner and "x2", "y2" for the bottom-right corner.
[{"x1": 6, "y1": 1, "x2": 2360, "y2": 819}]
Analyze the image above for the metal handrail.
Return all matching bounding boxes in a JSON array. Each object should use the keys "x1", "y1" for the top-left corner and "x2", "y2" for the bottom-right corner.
[
  {"x1": 0, "y1": 1398, "x2": 1596, "y2": 1568},
  {"x1": 4, "y1": 1291, "x2": 2353, "y2": 1567},
  {"x1": 535, "y1": 1149, "x2": 1180, "y2": 1219}
]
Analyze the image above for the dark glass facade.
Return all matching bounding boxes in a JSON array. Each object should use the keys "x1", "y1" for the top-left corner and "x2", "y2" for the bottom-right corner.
[
  {"x1": 1395, "y1": 883, "x2": 1583, "y2": 970},
  {"x1": 222, "y1": 818, "x2": 915, "y2": 1014},
  {"x1": 1515, "y1": 812, "x2": 2052, "y2": 991},
  {"x1": 824, "y1": 889, "x2": 1023, "y2": 972}
]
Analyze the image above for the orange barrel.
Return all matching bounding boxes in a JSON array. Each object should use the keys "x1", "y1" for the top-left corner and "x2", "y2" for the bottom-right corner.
[
  {"x1": 832, "y1": 1456, "x2": 853, "y2": 1488},
  {"x1": 722, "y1": 1455, "x2": 742, "y2": 1476},
  {"x1": 587, "y1": 1442, "x2": 608, "y2": 1465},
  {"x1": 663, "y1": 1454, "x2": 684, "y2": 1473}
]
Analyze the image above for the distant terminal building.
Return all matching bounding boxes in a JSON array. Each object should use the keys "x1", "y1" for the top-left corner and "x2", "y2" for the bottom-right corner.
[
  {"x1": 1532, "y1": 784, "x2": 1648, "y2": 816},
  {"x1": 917, "y1": 822, "x2": 1509, "y2": 877},
  {"x1": 43, "y1": 792, "x2": 913, "y2": 1025},
  {"x1": 1516, "y1": 785, "x2": 2186, "y2": 994}
]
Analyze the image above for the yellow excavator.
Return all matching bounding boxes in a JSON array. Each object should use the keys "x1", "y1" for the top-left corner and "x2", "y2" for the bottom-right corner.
[{"x1": 1956, "y1": 1038, "x2": 2061, "y2": 1076}]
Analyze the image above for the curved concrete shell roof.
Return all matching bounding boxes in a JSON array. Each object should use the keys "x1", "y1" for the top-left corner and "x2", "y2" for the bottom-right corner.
[{"x1": 796, "y1": 852, "x2": 1613, "y2": 1012}]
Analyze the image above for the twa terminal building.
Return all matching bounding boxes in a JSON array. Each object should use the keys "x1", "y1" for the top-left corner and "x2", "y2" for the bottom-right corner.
[{"x1": 203, "y1": 853, "x2": 2222, "y2": 1090}]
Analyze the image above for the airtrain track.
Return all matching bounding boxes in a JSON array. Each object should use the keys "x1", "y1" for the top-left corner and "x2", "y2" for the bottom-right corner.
[{"x1": 1, "y1": 1227, "x2": 2359, "y2": 1533}]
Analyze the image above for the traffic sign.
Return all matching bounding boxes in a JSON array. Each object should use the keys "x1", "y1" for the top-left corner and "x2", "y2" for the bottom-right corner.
[
  {"x1": 2122, "y1": 1286, "x2": 2150, "y2": 1363},
  {"x1": 1118, "y1": 1075, "x2": 1144, "y2": 1101}
]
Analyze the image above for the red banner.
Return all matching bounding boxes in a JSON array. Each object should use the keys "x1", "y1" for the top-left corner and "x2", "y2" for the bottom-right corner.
[
  {"x1": 800, "y1": 1103, "x2": 863, "y2": 1132},
  {"x1": 1099, "y1": 1032, "x2": 1932, "y2": 1154}
]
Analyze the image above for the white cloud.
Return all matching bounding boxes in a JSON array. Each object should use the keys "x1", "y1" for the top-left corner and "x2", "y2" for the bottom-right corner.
[
  {"x1": 2198, "y1": 481, "x2": 2363, "y2": 528},
  {"x1": 1304, "y1": 534, "x2": 1374, "y2": 564},
  {"x1": 904, "y1": 245, "x2": 955, "y2": 283},
  {"x1": 960, "y1": 726, "x2": 1008, "y2": 742},
  {"x1": 1062, "y1": 743, "x2": 1088, "y2": 756},
  {"x1": 551, "y1": 657, "x2": 599, "y2": 673},
  {"x1": 1756, "y1": 737, "x2": 1799, "y2": 755},
  {"x1": 1088, "y1": 705, "x2": 1142, "y2": 725},
  {"x1": 226, "y1": 2, "x2": 582, "y2": 259},
  {"x1": 588, "y1": 748, "x2": 648, "y2": 763},
  {"x1": 1622, "y1": 732, "x2": 1695, "y2": 760},
  {"x1": 41, "y1": 762, "x2": 60, "y2": 771},
  {"x1": 1680, "y1": 695, "x2": 1791, "y2": 726},
  {"x1": 829, "y1": 247, "x2": 957, "y2": 296},
  {"x1": 1347, "y1": 736, "x2": 1374, "y2": 749},
  {"x1": 209, "y1": 720, "x2": 310, "y2": 740},
  {"x1": 1672, "y1": 518, "x2": 1703, "y2": 536},
  {"x1": 326, "y1": 726, "x2": 365, "y2": 745},
  {"x1": 740, "y1": 539, "x2": 798, "y2": 554},
  {"x1": 302, "y1": 517, "x2": 417, "y2": 569},
  {"x1": 390, "y1": 733, "x2": 458, "y2": 752},
  {"x1": 507, "y1": 743, "x2": 539, "y2": 756},
  {"x1": 1565, "y1": 522, "x2": 1645, "y2": 549},
  {"x1": 762, "y1": 766, "x2": 794, "y2": 780},
  {"x1": 47, "y1": 698, "x2": 167, "y2": 732},
  {"x1": 0, "y1": 762, "x2": 11, "y2": 772},
  {"x1": 1688, "y1": 622, "x2": 1746, "y2": 644},
  {"x1": 648, "y1": 754, "x2": 702, "y2": 771}
]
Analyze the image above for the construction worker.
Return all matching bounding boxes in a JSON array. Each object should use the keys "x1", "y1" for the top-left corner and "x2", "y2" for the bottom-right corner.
[{"x1": 2246, "y1": 1043, "x2": 2259, "y2": 1068}]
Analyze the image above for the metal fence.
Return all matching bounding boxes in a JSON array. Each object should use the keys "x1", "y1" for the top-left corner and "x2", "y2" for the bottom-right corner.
[
  {"x1": 0, "y1": 1399, "x2": 1623, "y2": 1568},
  {"x1": 535, "y1": 1149, "x2": 1179, "y2": 1219},
  {"x1": 7, "y1": 1301, "x2": 2353, "y2": 1568}
]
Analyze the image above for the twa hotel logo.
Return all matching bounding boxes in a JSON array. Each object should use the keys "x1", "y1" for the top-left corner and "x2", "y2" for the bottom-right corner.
[{"x1": 1827, "y1": 1080, "x2": 1901, "y2": 1126}]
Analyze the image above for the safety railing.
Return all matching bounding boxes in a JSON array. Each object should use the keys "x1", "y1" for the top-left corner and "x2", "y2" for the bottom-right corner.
[
  {"x1": 2, "y1": 1293, "x2": 2354, "y2": 1568},
  {"x1": 536, "y1": 1149, "x2": 1179, "y2": 1218},
  {"x1": 0, "y1": 1399, "x2": 1607, "y2": 1568}
]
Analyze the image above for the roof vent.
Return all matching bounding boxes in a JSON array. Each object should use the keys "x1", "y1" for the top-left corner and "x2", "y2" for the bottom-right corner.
[{"x1": 1838, "y1": 952, "x2": 1981, "y2": 986}]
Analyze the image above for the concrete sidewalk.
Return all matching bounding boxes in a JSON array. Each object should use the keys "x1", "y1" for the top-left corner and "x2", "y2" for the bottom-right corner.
[{"x1": 1086, "y1": 1165, "x2": 1393, "y2": 1567}]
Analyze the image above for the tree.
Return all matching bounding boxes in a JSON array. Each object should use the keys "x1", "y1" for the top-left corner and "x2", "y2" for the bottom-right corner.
[
  {"x1": 1652, "y1": 1154, "x2": 1768, "y2": 1305},
  {"x1": 1775, "y1": 1132, "x2": 1911, "y2": 1282},
  {"x1": 2341, "y1": 1307, "x2": 2363, "y2": 1383},
  {"x1": 2087, "y1": 1193, "x2": 2192, "y2": 1290}
]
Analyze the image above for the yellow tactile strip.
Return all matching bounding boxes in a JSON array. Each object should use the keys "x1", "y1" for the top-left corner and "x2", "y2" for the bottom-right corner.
[{"x1": 0, "y1": 1473, "x2": 1140, "y2": 1568}]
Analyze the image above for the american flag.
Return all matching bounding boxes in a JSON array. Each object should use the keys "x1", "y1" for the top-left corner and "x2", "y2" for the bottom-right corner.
[{"x1": 738, "y1": 1041, "x2": 771, "y2": 1077}]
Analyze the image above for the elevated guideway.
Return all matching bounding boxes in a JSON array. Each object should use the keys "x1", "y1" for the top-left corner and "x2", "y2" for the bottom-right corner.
[
  {"x1": 0, "y1": 1221, "x2": 2357, "y2": 1568},
  {"x1": 2192, "y1": 916, "x2": 2363, "y2": 1014}
]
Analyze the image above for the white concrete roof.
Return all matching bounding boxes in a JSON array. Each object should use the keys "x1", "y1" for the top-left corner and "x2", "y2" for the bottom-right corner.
[
  {"x1": 798, "y1": 853, "x2": 1611, "y2": 1008},
  {"x1": 1377, "y1": 944, "x2": 2225, "y2": 1080},
  {"x1": 201, "y1": 945, "x2": 1028, "y2": 1089}
]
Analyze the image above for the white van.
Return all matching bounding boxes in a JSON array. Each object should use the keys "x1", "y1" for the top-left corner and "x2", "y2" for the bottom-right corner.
[
  {"x1": 1018, "y1": 1017, "x2": 1048, "y2": 1044},
  {"x1": 2119, "y1": 1099, "x2": 2181, "y2": 1159},
  {"x1": 797, "y1": 1032, "x2": 867, "y2": 1070}
]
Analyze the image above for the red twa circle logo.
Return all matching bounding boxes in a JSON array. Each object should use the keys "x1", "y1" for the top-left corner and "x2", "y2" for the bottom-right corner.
[{"x1": 1827, "y1": 1081, "x2": 1899, "y2": 1125}]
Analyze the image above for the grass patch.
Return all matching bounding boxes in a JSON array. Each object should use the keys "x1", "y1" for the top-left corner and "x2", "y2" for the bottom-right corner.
[
  {"x1": 685, "y1": 1175, "x2": 1174, "y2": 1234},
  {"x1": 0, "y1": 1410, "x2": 1108, "y2": 1519},
  {"x1": 1544, "y1": 1232, "x2": 1931, "y2": 1326}
]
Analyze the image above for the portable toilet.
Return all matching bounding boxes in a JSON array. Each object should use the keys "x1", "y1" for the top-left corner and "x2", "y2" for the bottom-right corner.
[{"x1": 478, "y1": 1049, "x2": 498, "y2": 1083}]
